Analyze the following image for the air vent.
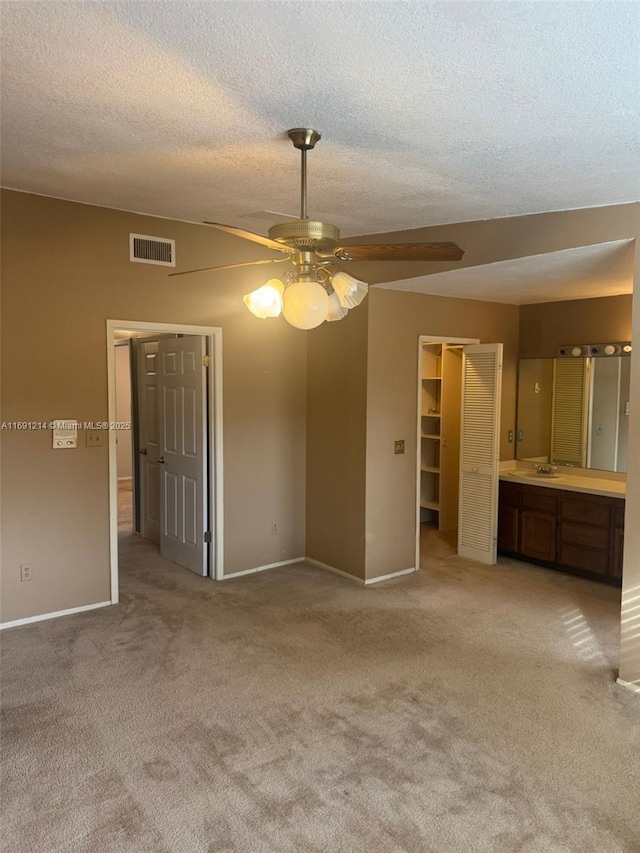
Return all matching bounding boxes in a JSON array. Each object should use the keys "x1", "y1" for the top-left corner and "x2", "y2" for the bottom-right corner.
[{"x1": 129, "y1": 234, "x2": 175, "y2": 267}]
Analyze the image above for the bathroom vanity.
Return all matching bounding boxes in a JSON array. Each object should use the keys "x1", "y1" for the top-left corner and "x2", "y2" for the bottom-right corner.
[
  {"x1": 501, "y1": 343, "x2": 630, "y2": 585},
  {"x1": 498, "y1": 471, "x2": 625, "y2": 586}
]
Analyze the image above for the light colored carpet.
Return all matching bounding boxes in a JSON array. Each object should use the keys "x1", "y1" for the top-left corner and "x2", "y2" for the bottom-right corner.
[{"x1": 1, "y1": 503, "x2": 638, "y2": 852}]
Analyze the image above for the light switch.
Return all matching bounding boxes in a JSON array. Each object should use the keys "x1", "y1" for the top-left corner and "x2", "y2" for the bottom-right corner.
[
  {"x1": 85, "y1": 430, "x2": 104, "y2": 447},
  {"x1": 394, "y1": 440, "x2": 405, "y2": 455},
  {"x1": 52, "y1": 420, "x2": 78, "y2": 449}
]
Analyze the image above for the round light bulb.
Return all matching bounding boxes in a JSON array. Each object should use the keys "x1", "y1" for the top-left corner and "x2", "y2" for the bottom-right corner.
[
  {"x1": 571, "y1": 347, "x2": 582, "y2": 357},
  {"x1": 282, "y1": 281, "x2": 329, "y2": 330},
  {"x1": 604, "y1": 345, "x2": 616, "y2": 356}
]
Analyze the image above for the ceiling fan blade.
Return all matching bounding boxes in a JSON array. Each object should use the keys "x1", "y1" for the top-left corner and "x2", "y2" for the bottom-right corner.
[
  {"x1": 169, "y1": 257, "x2": 289, "y2": 277},
  {"x1": 203, "y1": 221, "x2": 294, "y2": 254},
  {"x1": 334, "y1": 242, "x2": 464, "y2": 262}
]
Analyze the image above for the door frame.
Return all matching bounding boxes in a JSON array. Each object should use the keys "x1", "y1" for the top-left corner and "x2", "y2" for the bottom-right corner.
[
  {"x1": 415, "y1": 335, "x2": 479, "y2": 572},
  {"x1": 106, "y1": 320, "x2": 224, "y2": 604}
]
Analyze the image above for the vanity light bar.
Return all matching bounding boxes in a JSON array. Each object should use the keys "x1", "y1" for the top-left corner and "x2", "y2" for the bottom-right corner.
[{"x1": 557, "y1": 342, "x2": 632, "y2": 358}]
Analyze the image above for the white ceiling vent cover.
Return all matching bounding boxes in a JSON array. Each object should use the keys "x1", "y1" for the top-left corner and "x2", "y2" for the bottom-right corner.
[{"x1": 129, "y1": 234, "x2": 175, "y2": 267}]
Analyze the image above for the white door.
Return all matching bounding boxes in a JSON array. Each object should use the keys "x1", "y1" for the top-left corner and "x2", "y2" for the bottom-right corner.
[
  {"x1": 458, "y1": 343, "x2": 503, "y2": 564},
  {"x1": 158, "y1": 336, "x2": 208, "y2": 576},
  {"x1": 137, "y1": 339, "x2": 162, "y2": 544}
]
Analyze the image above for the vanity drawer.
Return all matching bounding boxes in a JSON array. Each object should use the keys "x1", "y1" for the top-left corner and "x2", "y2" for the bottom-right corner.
[
  {"x1": 558, "y1": 543, "x2": 609, "y2": 576},
  {"x1": 561, "y1": 497, "x2": 610, "y2": 527},
  {"x1": 521, "y1": 489, "x2": 558, "y2": 515},
  {"x1": 560, "y1": 521, "x2": 609, "y2": 551},
  {"x1": 500, "y1": 482, "x2": 521, "y2": 507}
]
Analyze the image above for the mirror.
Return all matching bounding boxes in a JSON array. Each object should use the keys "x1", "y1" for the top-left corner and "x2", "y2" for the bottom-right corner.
[{"x1": 516, "y1": 357, "x2": 631, "y2": 473}]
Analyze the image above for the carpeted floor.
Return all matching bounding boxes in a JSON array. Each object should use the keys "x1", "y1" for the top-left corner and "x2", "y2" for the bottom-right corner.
[{"x1": 1, "y1": 490, "x2": 638, "y2": 852}]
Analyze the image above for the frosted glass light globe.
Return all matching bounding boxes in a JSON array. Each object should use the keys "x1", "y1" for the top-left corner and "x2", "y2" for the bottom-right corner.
[
  {"x1": 282, "y1": 281, "x2": 330, "y2": 330},
  {"x1": 243, "y1": 279, "x2": 283, "y2": 318}
]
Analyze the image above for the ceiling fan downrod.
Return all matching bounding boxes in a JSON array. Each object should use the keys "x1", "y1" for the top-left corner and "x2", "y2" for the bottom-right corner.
[{"x1": 287, "y1": 128, "x2": 321, "y2": 221}]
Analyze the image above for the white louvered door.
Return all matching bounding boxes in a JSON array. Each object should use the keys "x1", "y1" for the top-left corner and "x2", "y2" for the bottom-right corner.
[{"x1": 458, "y1": 343, "x2": 503, "y2": 564}]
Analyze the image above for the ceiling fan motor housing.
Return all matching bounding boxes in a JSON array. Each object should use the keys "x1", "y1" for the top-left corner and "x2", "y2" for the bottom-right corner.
[{"x1": 268, "y1": 219, "x2": 340, "y2": 251}]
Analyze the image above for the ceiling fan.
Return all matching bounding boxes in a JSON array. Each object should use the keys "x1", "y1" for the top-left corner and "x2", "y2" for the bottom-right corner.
[{"x1": 171, "y1": 129, "x2": 465, "y2": 329}]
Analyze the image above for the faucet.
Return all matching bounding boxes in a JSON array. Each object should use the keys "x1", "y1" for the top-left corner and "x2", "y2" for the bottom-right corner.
[{"x1": 536, "y1": 464, "x2": 556, "y2": 475}]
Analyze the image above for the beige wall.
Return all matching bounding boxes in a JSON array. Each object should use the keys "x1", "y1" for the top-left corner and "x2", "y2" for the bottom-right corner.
[
  {"x1": 519, "y1": 294, "x2": 633, "y2": 358},
  {"x1": 364, "y1": 290, "x2": 520, "y2": 580},
  {"x1": 351, "y1": 204, "x2": 639, "y2": 286},
  {"x1": 619, "y1": 242, "x2": 640, "y2": 688},
  {"x1": 306, "y1": 304, "x2": 369, "y2": 579},
  {"x1": 0, "y1": 190, "x2": 307, "y2": 622}
]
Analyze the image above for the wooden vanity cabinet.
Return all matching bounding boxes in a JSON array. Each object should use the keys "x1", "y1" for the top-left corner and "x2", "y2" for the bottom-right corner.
[
  {"x1": 520, "y1": 488, "x2": 558, "y2": 563},
  {"x1": 497, "y1": 483, "x2": 520, "y2": 554},
  {"x1": 498, "y1": 481, "x2": 624, "y2": 586},
  {"x1": 610, "y1": 501, "x2": 626, "y2": 580}
]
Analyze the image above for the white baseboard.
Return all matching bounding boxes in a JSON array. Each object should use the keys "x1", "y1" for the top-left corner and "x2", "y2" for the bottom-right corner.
[
  {"x1": 364, "y1": 567, "x2": 417, "y2": 585},
  {"x1": 305, "y1": 557, "x2": 365, "y2": 585},
  {"x1": 223, "y1": 557, "x2": 304, "y2": 580},
  {"x1": 305, "y1": 558, "x2": 417, "y2": 586},
  {"x1": 616, "y1": 677, "x2": 640, "y2": 695},
  {"x1": 0, "y1": 600, "x2": 112, "y2": 630}
]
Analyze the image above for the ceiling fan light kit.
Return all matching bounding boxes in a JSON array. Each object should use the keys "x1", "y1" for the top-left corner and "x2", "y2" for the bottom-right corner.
[
  {"x1": 282, "y1": 280, "x2": 330, "y2": 330},
  {"x1": 327, "y1": 291, "x2": 349, "y2": 323},
  {"x1": 331, "y1": 271, "x2": 369, "y2": 309},
  {"x1": 243, "y1": 279, "x2": 284, "y2": 319},
  {"x1": 176, "y1": 128, "x2": 465, "y2": 329}
]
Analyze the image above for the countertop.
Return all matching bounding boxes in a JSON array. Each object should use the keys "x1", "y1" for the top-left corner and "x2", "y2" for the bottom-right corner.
[{"x1": 499, "y1": 469, "x2": 626, "y2": 499}]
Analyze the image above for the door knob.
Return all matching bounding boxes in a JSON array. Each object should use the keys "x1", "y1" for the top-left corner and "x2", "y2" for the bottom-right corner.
[
  {"x1": 139, "y1": 448, "x2": 147, "y2": 455},
  {"x1": 158, "y1": 456, "x2": 166, "y2": 464}
]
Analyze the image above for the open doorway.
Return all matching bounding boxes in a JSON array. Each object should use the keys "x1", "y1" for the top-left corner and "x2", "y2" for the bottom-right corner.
[
  {"x1": 114, "y1": 337, "x2": 135, "y2": 536},
  {"x1": 416, "y1": 336, "x2": 504, "y2": 571},
  {"x1": 107, "y1": 321, "x2": 223, "y2": 605}
]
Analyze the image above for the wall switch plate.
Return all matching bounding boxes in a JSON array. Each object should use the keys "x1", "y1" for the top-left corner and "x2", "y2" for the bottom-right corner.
[
  {"x1": 271, "y1": 522, "x2": 279, "y2": 535},
  {"x1": 85, "y1": 430, "x2": 105, "y2": 447},
  {"x1": 20, "y1": 563, "x2": 33, "y2": 582},
  {"x1": 394, "y1": 440, "x2": 405, "y2": 455}
]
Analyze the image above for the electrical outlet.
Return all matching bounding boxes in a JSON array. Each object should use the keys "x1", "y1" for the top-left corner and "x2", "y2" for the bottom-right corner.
[
  {"x1": 271, "y1": 522, "x2": 279, "y2": 535},
  {"x1": 394, "y1": 440, "x2": 405, "y2": 455},
  {"x1": 508, "y1": 429, "x2": 514, "y2": 443},
  {"x1": 20, "y1": 563, "x2": 33, "y2": 582},
  {"x1": 85, "y1": 430, "x2": 104, "y2": 447}
]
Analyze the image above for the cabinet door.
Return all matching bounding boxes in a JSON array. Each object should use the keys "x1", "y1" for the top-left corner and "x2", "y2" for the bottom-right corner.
[
  {"x1": 520, "y1": 510, "x2": 557, "y2": 562},
  {"x1": 498, "y1": 505, "x2": 519, "y2": 553},
  {"x1": 611, "y1": 527, "x2": 624, "y2": 580}
]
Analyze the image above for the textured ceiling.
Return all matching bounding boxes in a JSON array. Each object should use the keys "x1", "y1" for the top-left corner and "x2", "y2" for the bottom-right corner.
[
  {"x1": 2, "y1": 1, "x2": 639, "y2": 236},
  {"x1": 376, "y1": 240, "x2": 635, "y2": 304}
]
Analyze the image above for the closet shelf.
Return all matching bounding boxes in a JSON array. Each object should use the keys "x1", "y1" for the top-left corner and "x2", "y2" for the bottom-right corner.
[
  {"x1": 422, "y1": 376, "x2": 442, "y2": 381},
  {"x1": 420, "y1": 500, "x2": 440, "y2": 511},
  {"x1": 421, "y1": 433, "x2": 441, "y2": 440},
  {"x1": 421, "y1": 466, "x2": 440, "y2": 474}
]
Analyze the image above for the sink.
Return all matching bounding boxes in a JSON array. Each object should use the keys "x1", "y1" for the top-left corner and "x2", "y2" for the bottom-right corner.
[{"x1": 510, "y1": 471, "x2": 564, "y2": 481}]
